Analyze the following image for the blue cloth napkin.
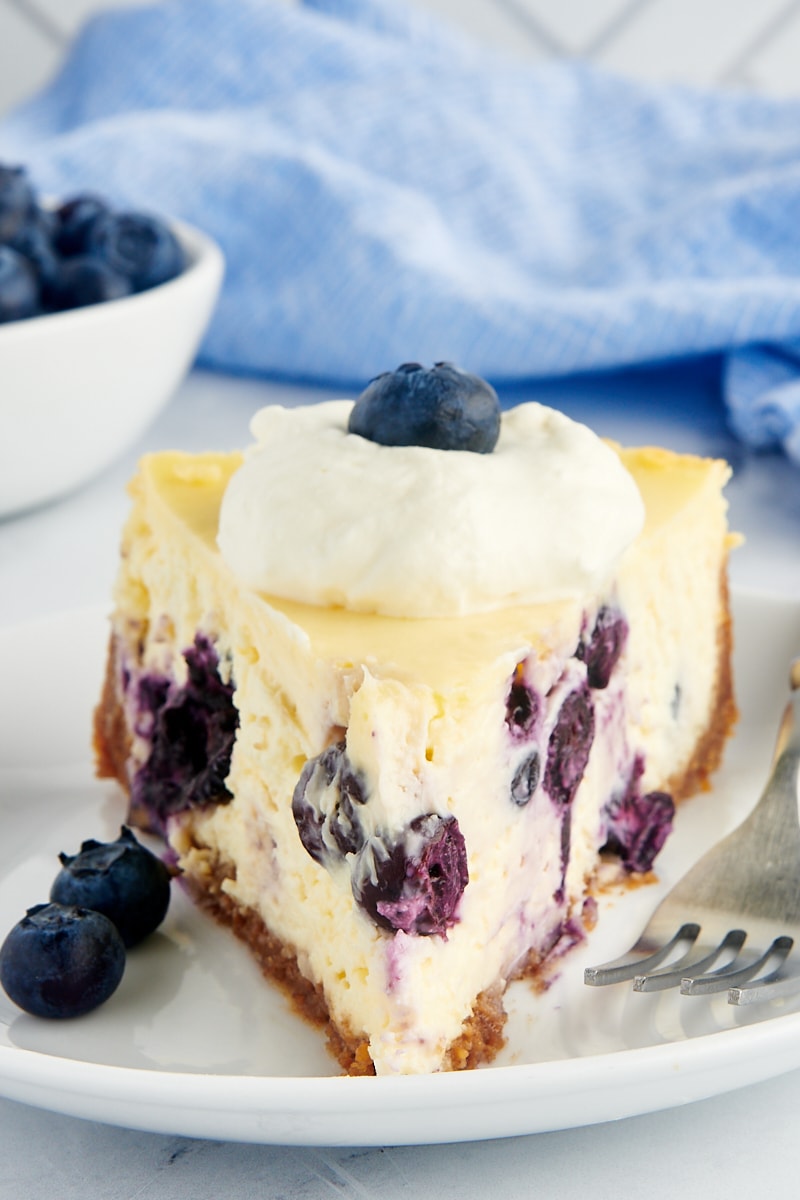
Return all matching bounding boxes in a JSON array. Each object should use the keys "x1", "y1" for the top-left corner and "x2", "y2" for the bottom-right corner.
[{"x1": 3, "y1": 0, "x2": 800, "y2": 465}]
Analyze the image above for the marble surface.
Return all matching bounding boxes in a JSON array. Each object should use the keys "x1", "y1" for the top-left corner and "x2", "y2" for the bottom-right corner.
[{"x1": 1, "y1": 364, "x2": 799, "y2": 1198}]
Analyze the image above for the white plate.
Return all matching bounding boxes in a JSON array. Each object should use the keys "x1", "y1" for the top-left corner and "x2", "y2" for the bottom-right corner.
[{"x1": 0, "y1": 593, "x2": 799, "y2": 1146}]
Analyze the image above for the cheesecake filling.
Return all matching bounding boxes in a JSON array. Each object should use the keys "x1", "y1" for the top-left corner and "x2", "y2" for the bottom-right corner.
[{"x1": 110, "y1": 586, "x2": 674, "y2": 1073}]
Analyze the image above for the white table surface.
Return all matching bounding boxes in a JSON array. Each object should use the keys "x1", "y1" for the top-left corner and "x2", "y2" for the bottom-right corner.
[{"x1": 1, "y1": 364, "x2": 799, "y2": 1199}]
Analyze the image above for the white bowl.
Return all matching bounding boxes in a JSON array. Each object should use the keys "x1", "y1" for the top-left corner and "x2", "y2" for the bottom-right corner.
[{"x1": 0, "y1": 217, "x2": 224, "y2": 518}]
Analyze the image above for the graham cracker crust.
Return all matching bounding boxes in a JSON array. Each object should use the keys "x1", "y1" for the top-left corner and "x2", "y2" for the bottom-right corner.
[{"x1": 93, "y1": 631, "x2": 131, "y2": 792}]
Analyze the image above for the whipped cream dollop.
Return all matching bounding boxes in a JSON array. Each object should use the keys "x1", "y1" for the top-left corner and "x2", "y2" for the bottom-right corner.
[{"x1": 217, "y1": 400, "x2": 645, "y2": 618}]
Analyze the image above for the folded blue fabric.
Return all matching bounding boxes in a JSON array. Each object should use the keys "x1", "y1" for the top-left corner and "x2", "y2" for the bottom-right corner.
[{"x1": 3, "y1": 0, "x2": 800, "y2": 464}]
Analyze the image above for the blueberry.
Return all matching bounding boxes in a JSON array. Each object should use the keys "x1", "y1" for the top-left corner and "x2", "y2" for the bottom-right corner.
[
  {"x1": 292, "y1": 763, "x2": 328, "y2": 863},
  {"x1": 348, "y1": 362, "x2": 501, "y2": 453},
  {"x1": 54, "y1": 193, "x2": 110, "y2": 256},
  {"x1": 0, "y1": 246, "x2": 40, "y2": 322},
  {"x1": 130, "y1": 633, "x2": 239, "y2": 835},
  {"x1": 510, "y1": 750, "x2": 541, "y2": 806},
  {"x1": 8, "y1": 215, "x2": 61, "y2": 299},
  {"x1": 576, "y1": 607, "x2": 628, "y2": 689},
  {"x1": 50, "y1": 826, "x2": 171, "y2": 948},
  {"x1": 48, "y1": 256, "x2": 132, "y2": 311},
  {"x1": 505, "y1": 673, "x2": 539, "y2": 741},
  {"x1": 544, "y1": 683, "x2": 595, "y2": 809},
  {"x1": 330, "y1": 787, "x2": 365, "y2": 857},
  {"x1": 0, "y1": 903, "x2": 125, "y2": 1019},
  {"x1": 292, "y1": 744, "x2": 341, "y2": 864},
  {"x1": 352, "y1": 813, "x2": 468, "y2": 936},
  {"x1": 602, "y1": 758, "x2": 675, "y2": 873},
  {"x1": 86, "y1": 211, "x2": 185, "y2": 291},
  {"x1": 292, "y1": 741, "x2": 367, "y2": 864},
  {"x1": 0, "y1": 163, "x2": 35, "y2": 242}
]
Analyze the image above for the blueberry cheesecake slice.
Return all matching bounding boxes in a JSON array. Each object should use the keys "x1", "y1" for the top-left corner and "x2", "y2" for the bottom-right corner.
[{"x1": 94, "y1": 364, "x2": 737, "y2": 1075}]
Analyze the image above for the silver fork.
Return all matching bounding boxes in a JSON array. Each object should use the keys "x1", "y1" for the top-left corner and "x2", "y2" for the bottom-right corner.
[{"x1": 585, "y1": 659, "x2": 800, "y2": 1005}]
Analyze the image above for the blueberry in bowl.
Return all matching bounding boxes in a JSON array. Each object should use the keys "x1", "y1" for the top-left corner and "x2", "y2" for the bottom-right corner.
[
  {"x1": 0, "y1": 161, "x2": 224, "y2": 518},
  {"x1": 54, "y1": 192, "x2": 109, "y2": 256},
  {"x1": 86, "y1": 211, "x2": 185, "y2": 293},
  {"x1": 0, "y1": 163, "x2": 35, "y2": 242},
  {"x1": 47, "y1": 256, "x2": 133, "y2": 311},
  {"x1": 0, "y1": 168, "x2": 187, "y2": 321},
  {"x1": 0, "y1": 245, "x2": 39, "y2": 323}
]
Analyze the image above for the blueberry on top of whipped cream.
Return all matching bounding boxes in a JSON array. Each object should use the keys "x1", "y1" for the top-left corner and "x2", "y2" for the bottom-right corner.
[{"x1": 348, "y1": 362, "x2": 501, "y2": 454}]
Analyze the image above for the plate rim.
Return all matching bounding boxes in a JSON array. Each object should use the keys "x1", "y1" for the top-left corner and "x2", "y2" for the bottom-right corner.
[{"x1": 3, "y1": 1006, "x2": 800, "y2": 1144}]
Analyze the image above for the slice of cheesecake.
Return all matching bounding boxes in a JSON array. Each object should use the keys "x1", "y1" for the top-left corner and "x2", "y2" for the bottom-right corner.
[{"x1": 94, "y1": 402, "x2": 736, "y2": 1076}]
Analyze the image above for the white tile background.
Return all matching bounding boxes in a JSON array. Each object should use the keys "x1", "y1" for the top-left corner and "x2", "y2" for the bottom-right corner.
[{"x1": 1, "y1": 0, "x2": 800, "y2": 119}]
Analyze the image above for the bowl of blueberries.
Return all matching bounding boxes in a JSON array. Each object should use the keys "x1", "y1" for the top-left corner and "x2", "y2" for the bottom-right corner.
[{"x1": 0, "y1": 162, "x2": 224, "y2": 517}]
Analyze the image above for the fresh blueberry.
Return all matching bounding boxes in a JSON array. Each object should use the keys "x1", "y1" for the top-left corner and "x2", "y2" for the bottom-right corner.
[
  {"x1": 29, "y1": 201, "x2": 58, "y2": 243},
  {"x1": 352, "y1": 813, "x2": 468, "y2": 936},
  {"x1": 8, "y1": 215, "x2": 61, "y2": 299},
  {"x1": 130, "y1": 633, "x2": 239, "y2": 836},
  {"x1": 510, "y1": 750, "x2": 541, "y2": 806},
  {"x1": 86, "y1": 211, "x2": 185, "y2": 291},
  {"x1": 48, "y1": 256, "x2": 132, "y2": 311},
  {"x1": 0, "y1": 163, "x2": 35, "y2": 242},
  {"x1": 544, "y1": 683, "x2": 595, "y2": 809},
  {"x1": 292, "y1": 741, "x2": 367, "y2": 864},
  {"x1": 602, "y1": 757, "x2": 675, "y2": 873},
  {"x1": 348, "y1": 362, "x2": 501, "y2": 453},
  {"x1": 50, "y1": 826, "x2": 171, "y2": 948},
  {"x1": 0, "y1": 902, "x2": 125, "y2": 1019},
  {"x1": 576, "y1": 607, "x2": 628, "y2": 689},
  {"x1": 54, "y1": 193, "x2": 110, "y2": 256},
  {"x1": 0, "y1": 246, "x2": 40, "y2": 322}
]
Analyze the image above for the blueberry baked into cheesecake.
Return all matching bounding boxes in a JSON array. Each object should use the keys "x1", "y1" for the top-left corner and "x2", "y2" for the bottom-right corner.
[{"x1": 94, "y1": 363, "x2": 737, "y2": 1075}]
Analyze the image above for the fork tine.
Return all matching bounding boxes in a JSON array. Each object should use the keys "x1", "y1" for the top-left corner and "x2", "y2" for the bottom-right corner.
[
  {"x1": 729, "y1": 955, "x2": 800, "y2": 1005},
  {"x1": 584, "y1": 923, "x2": 700, "y2": 986},
  {"x1": 632, "y1": 929, "x2": 746, "y2": 993},
  {"x1": 681, "y1": 935, "x2": 794, "y2": 995}
]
